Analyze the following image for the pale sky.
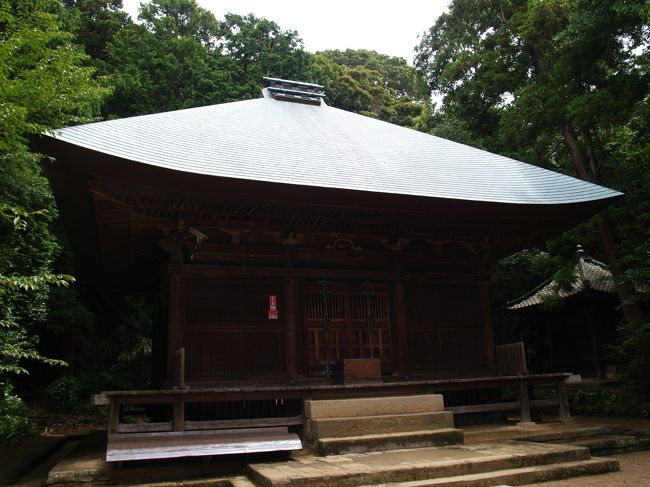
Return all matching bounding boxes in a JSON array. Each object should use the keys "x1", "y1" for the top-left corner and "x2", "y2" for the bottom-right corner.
[{"x1": 120, "y1": 0, "x2": 450, "y2": 64}]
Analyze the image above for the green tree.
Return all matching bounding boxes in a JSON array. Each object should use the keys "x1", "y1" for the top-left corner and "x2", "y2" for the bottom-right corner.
[
  {"x1": 415, "y1": 0, "x2": 649, "y2": 323},
  {"x1": 320, "y1": 49, "x2": 430, "y2": 101},
  {"x1": 62, "y1": 0, "x2": 132, "y2": 62},
  {"x1": 101, "y1": 4, "x2": 313, "y2": 117},
  {"x1": 218, "y1": 13, "x2": 312, "y2": 100},
  {"x1": 102, "y1": 23, "x2": 235, "y2": 117},
  {"x1": 139, "y1": 0, "x2": 219, "y2": 47},
  {"x1": 0, "y1": 0, "x2": 108, "y2": 379},
  {"x1": 309, "y1": 50, "x2": 430, "y2": 127}
]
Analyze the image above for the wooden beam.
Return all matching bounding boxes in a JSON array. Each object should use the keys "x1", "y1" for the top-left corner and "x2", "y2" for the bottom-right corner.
[
  {"x1": 168, "y1": 263, "x2": 398, "y2": 280},
  {"x1": 185, "y1": 415, "x2": 303, "y2": 431},
  {"x1": 117, "y1": 422, "x2": 173, "y2": 433},
  {"x1": 447, "y1": 401, "x2": 520, "y2": 414}
]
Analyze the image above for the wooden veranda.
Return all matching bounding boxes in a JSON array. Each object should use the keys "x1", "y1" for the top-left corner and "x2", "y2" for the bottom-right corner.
[{"x1": 94, "y1": 371, "x2": 572, "y2": 461}]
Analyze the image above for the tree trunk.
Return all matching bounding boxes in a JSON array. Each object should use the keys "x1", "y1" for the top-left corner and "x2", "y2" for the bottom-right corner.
[
  {"x1": 563, "y1": 127, "x2": 640, "y2": 324},
  {"x1": 529, "y1": 45, "x2": 639, "y2": 324},
  {"x1": 560, "y1": 126, "x2": 591, "y2": 180}
]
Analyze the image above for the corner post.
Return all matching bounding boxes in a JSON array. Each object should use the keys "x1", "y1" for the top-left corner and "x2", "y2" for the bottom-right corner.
[
  {"x1": 517, "y1": 377, "x2": 534, "y2": 425},
  {"x1": 558, "y1": 377, "x2": 571, "y2": 421}
]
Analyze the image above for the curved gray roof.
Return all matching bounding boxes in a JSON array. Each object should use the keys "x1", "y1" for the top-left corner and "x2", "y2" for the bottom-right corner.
[
  {"x1": 509, "y1": 253, "x2": 616, "y2": 309},
  {"x1": 48, "y1": 91, "x2": 622, "y2": 205}
]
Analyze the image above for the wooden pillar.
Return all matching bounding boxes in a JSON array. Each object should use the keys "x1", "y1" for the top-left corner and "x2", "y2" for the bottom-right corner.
[
  {"x1": 284, "y1": 247, "x2": 298, "y2": 378},
  {"x1": 557, "y1": 378, "x2": 571, "y2": 421},
  {"x1": 173, "y1": 347, "x2": 186, "y2": 389},
  {"x1": 517, "y1": 377, "x2": 533, "y2": 425},
  {"x1": 286, "y1": 276, "x2": 298, "y2": 378},
  {"x1": 477, "y1": 263, "x2": 495, "y2": 371},
  {"x1": 173, "y1": 396, "x2": 185, "y2": 431},
  {"x1": 108, "y1": 399, "x2": 119, "y2": 434},
  {"x1": 391, "y1": 250, "x2": 408, "y2": 376},
  {"x1": 167, "y1": 274, "x2": 183, "y2": 385}
]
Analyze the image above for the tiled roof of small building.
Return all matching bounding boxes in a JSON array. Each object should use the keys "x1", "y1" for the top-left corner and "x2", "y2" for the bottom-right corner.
[{"x1": 508, "y1": 247, "x2": 616, "y2": 309}]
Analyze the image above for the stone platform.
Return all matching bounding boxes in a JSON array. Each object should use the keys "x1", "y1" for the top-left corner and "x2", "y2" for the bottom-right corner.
[
  {"x1": 16, "y1": 417, "x2": 649, "y2": 486},
  {"x1": 248, "y1": 442, "x2": 617, "y2": 487}
]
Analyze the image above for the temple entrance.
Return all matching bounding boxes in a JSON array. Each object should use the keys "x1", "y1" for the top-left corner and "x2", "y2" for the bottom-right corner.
[{"x1": 303, "y1": 279, "x2": 392, "y2": 377}]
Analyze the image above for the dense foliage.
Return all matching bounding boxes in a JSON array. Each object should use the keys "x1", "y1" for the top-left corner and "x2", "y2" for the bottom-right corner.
[
  {"x1": 0, "y1": 0, "x2": 107, "y2": 378},
  {"x1": 415, "y1": 0, "x2": 650, "y2": 396},
  {"x1": 0, "y1": 0, "x2": 109, "y2": 444}
]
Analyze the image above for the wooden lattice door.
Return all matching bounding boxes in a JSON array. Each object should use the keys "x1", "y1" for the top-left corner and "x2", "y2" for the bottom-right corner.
[{"x1": 303, "y1": 280, "x2": 392, "y2": 377}]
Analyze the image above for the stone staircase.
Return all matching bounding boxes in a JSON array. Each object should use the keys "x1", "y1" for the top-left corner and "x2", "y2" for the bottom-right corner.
[
  {"x1": 517, "y1": 424, "x2": 650, "y2": 456},
  {"x1": 304, "y1": 395, "x2": 464, "y2": 455},
  {"x1": 246, "y1": 395, "x2": 623, "y2": 486},
  {"x1": 248, "y1": 441, "x2": 618, "y2": 487}
]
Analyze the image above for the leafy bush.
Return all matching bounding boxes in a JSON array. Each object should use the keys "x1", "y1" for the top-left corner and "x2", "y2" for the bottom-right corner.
[
  {"x1": 570, "y1": 385, "x2": 650, "y2": 418},
  {"x1": 615, "y1": 321, "x2": 650, "y2": 396},
  {"x1": 44, "y1": 376, "x2": 83, "y2": 413},
  {"x1": 0, "y1": 383, "x2": 35, "y2": 447}
]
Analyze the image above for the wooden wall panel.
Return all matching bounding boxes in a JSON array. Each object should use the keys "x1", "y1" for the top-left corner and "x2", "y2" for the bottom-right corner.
[
  {"x1": 404, "y1": 280, "x2": 486, "y2": 373},
  {"x1": 179, "y1": 277, "x2": 286, "y2": 379}
]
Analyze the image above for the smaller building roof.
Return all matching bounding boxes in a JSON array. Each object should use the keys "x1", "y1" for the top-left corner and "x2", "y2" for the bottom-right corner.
[{"x1": 508, "y1": 246, "x2": 616, "y2": 309}]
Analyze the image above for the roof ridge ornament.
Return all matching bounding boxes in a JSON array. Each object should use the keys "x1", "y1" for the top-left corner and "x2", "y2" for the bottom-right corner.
[{"x1": 263, "y1": 77, "x2": 325, "y2": 105}]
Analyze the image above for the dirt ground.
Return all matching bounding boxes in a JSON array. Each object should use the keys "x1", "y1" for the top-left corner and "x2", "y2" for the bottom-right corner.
[{"x1": 537, "y1": 450, "x2": 650, "y2": 486}]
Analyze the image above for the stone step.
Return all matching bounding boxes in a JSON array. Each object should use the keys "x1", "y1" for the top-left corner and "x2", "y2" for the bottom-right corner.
[
  {"x1": 517, "y1": 425, "x2": 625, "y2": 443},
  {"x1": 558, "y1": 434, "x2": 650, "y2": 456},
  {"x1": 315, "y1": 428, "x2": 464, "y2": 455},
  {"x1": 305, "y1": 394, "x2": 444, "y2": 419},
  {"x1": 248, "y1": 442, "x2": 593, "y2": 487},
  {"x1": 362, "y1": 457, "x2": 619, "y2": 487},
  {"x1": 310, "y1": 411, "x2": 455, "y2": 438}
]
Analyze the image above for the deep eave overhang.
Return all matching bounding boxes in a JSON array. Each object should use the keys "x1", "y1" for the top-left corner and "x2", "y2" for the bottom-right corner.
[{"x1": 40, "y1": 136, "x2": 621, "y2": 223}]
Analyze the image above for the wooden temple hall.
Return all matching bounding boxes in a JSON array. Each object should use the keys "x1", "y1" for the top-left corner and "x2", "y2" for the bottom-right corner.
[{"x1": 41, "y1": 78, "x2": 622, "y2": 461}]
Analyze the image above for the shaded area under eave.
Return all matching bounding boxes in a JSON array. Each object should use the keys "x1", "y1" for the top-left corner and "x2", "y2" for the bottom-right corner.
[
  {"x1": 39, "y1": 138, "x2": 621, "y2": 293},
  {"x1": 37, "y1": 91, "x2": 623, "y2": 292}
]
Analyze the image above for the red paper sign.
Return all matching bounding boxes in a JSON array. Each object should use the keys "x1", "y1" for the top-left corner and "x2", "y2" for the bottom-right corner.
[{"x1": 268, "y1": 295, "x2": 278, "y2": 320}]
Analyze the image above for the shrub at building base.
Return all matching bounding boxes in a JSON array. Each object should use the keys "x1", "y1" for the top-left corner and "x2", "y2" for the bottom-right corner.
[{"x1": 0, "y1": 383, "x2": 36, "y2": 448}]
